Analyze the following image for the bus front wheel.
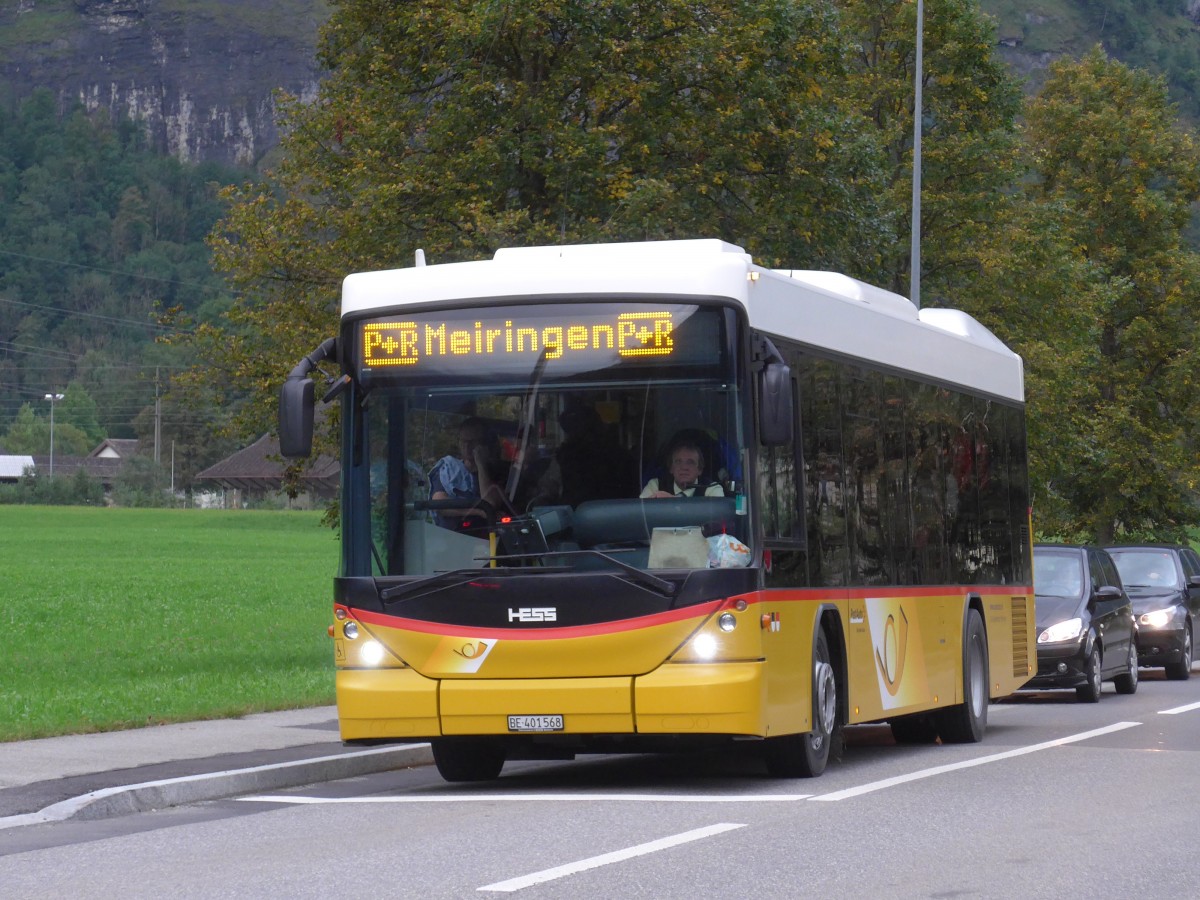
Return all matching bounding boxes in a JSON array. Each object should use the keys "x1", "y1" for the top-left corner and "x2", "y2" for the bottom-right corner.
[
  {"x1": 937, "y1": 608, "x2": 988, "y2": 743},
  {"x1": 764, "y1": 628, "x2": 840, "y2": 777},
  {"x1": 431, "y1": 738, "x2": 506, "y2": 782}
]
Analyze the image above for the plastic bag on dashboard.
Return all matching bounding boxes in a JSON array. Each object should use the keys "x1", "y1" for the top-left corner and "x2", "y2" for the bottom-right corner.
[{"x1": 707, "y1": 533, "x2": 751, "y2": 568}]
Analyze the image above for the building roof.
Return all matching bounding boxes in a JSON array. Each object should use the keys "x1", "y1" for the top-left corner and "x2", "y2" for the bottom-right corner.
[
  {"x1": 90, "y1": 439, "x2": 140, "y2": 459},
  {"x1": 29, "y1": 455, "x2": 126, "y2": 484},
  {"x1": 0, "y1": 455, "x2": 35, "y2": 479},
  {"x1": 196, "y1": 434, "x2": 339, "y2": 495}
]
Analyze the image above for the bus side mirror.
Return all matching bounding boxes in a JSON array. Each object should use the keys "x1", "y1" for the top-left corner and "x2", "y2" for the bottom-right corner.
[
  {"x1": 759, "y1": 361, "x2": 794, "y2": 446},
  {"x1": 279, "y1": 375, "x2": 315, "y2": 458}
]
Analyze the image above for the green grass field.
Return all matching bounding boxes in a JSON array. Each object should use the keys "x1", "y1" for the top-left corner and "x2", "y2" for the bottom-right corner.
[{"x1": 1, "y1": 506, "x2": 339, "y2": 742}]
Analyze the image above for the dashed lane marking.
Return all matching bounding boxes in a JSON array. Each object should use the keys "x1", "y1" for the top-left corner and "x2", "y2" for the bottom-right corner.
[{"x1": 477, "y1": 823, "x2": 746, "y2": 892}]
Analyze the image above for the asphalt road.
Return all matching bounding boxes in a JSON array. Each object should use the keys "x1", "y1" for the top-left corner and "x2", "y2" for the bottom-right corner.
[{"x1": 2, "y1": 669, "x2": 1198, "y2": 899}]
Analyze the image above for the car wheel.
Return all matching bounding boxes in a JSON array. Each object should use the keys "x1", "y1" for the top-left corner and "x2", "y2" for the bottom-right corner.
[
  {"x1": 765, "y1": 628, "x2": 840, "y2": 777},
  {"x1": 431, "y1": 738, "x2": 506, "y2": 782},
  {"x1": 937, "y1": 609, "x2": 989, "y2": 743},
  {"x1": 1076, "y1": 644, "x2": 1102, "y2": 702},
  {"x1": 1164, "y1": 623, "x2": 1192, "y2": 681},
  {"x1": 1112, "y1": 640, "x2": 1138, "y2": 695}
]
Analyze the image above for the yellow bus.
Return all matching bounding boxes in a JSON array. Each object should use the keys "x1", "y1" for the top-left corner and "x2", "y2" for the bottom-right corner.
[{"x1": 280, "y1": 239, "x2": 1034, "y2": 781}]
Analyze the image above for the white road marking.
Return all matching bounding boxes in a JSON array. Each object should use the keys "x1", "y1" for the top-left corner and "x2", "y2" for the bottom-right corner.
[
  {"x1": 238, "y1": 792, "x2": 810, "y2": 804},
  {"x1": 476, "y1": 823, "x2": 745, "y2": 892},
  {"x1": 811, "y1": 721, "x2": 1141, "y2": 802},
  {"x1": 1158, "y1": 700, "x2": 1200, "y2": 716}
]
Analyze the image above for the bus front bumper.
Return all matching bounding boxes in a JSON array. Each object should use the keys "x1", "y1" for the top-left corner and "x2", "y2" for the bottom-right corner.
[{"x1": 336, "y1": 662, "x2": 768, "y2": 742}]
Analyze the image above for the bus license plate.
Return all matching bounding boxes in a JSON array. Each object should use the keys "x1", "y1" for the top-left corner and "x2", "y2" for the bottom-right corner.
[{"x1": 508, "y1": 714, "x2": 564, "y2": 733}]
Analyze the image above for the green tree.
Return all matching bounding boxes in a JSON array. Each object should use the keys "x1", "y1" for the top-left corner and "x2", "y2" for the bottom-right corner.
[
  {"x1": 1013, "y1": 47, "x2": 1200, "y2": 542},
  {"x1": 58, "y1": 383, "x2": 105, "y2": 446},
  {"x1": 194, "y1": 0, "x2": 894, "y2": 439},
  {"x1": 2, "y1": 402, "x2": 92, "y2": 457}
]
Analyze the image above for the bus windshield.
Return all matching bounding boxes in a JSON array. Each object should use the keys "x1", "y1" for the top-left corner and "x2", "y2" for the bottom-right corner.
[{"x1": 349, "y1": 302, "x2": 748, "y2": 577}]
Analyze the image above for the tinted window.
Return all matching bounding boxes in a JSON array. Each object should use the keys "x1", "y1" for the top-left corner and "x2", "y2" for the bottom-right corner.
[
  {"x1": 1109, "y1": 549, "x2": 1182, "y2": 589},
  {"x1": 1034, "y1": 549, "x2": 1084, "y2": 597},
  {"x1": 1088, "y1": 552, "x2": 1105, "y2": 593},
  {"x1": 783, "y1": 346, "x2": 1026, "y2": 589},
  {"x1": 801, "y1": 357, "x2": 849, "y2": 586},
  {"x1": 1098, "y1": 552, "x2": 1122, "y2": 589}
]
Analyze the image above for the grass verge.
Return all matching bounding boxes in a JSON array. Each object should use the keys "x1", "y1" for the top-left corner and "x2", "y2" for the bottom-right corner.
[{"x1": 1, "y1": 506, "x2": 338, "y2": 742}]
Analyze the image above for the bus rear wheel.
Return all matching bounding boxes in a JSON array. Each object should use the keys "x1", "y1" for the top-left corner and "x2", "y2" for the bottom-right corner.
[
  {"x1": 431, "y1": 738, "x2": 506, "y2": 782},
  {"x1": 764, "y1": 629, "x2": 839, "y2": 777},
  {"x1": 937, "y1": 609, "x2": 988, "y2": 743}
]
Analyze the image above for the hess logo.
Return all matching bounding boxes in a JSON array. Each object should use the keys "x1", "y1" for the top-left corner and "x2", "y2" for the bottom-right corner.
[{"x1": 508, "y1": 607, "x2": 557, "y2": 623}]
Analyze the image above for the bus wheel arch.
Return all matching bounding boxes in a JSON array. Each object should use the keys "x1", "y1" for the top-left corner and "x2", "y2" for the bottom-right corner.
[
  {"x1": 763, "y1": 608, "x2": 844, "y2": 778},
  {"x1": 937, "y1": 600, "x2": 989, "y2": 744}
]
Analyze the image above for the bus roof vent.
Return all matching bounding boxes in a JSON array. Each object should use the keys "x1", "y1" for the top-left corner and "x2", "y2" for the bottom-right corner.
[
  {"x1": 772, "y1": 270, "x2": 918, "y2": 319},
  {"x1": 918, "y1": 308, "x2": 1012, "y2": 354}
]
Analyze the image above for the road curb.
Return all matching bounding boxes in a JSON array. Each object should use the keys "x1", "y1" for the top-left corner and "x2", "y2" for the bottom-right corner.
[{"x1": 0, "y1": 744, "x2": 433, "y2": 830}]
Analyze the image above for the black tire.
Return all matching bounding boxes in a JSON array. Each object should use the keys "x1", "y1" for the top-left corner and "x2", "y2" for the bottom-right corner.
[
  {"x1": 1076, "y1": 645, "x2": 1102, "y2": 703},
  {"x1": 938, "y1": 609, "x2": 989, "y2": 742},
  {"x1": 431, "y1": 738, "x2": 506, "y2": 782},
  {"x1": 1112, "y1": 640, "x2": 1139, "y2": 695},
  {"x1": 764, "y1": 628, "x2": 840, "y2": 777},
  {"x1": 1164, "y1": 624, "x2": 1192, "y2": 681},
  {"x1": 889, "y1": 714, "x2": 940, "y2": 744}
]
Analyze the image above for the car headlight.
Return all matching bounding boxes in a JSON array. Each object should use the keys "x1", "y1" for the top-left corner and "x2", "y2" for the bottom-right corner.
[
  {"x1": 1038, "y1": 617, "x2": 1084, "y2": 644},
  {"x1": 1139, "y1": 608, "x2": 1173, "y2": 629}
]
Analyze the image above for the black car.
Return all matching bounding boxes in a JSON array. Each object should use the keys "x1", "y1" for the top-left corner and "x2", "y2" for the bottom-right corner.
[
  {"x1": 1028, "y1": 544, "x2": 1138, "y2": 701},
  {"x1": 1106, "y1": 544, "x2": 1199, "y2": 680}
]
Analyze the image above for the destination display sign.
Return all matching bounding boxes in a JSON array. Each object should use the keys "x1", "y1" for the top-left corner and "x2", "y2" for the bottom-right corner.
[{"x1": 355, "y1": 303, "x2": 721, "y2": 381}]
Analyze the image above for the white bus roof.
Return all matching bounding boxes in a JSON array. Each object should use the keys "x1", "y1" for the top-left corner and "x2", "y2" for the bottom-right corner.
[{"x1": 341, "y1": 239, "x2": 1024, "y2": 401}]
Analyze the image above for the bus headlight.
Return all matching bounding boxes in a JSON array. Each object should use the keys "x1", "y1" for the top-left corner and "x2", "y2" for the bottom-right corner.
[
  {"x1": 359, "y1": 640, "x2": 385, "y2": 666},
  {"x1": 718, "y1": 613, "x2": 737, "y2": 632},
  {"x1": 343, "y1": 621, "x2": 359, "y2": 640},
  {"x1": 692, "y1": 633, "x2": 719, "y2": 660}
]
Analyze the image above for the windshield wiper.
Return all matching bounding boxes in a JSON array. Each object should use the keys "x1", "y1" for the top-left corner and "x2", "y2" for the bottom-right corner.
[
  {"x1": 488, "y1": 549, "x2": 678, "y2": 599},
  {"x1": 379, "y1": 568, "x2": 516, "y2": 603}
]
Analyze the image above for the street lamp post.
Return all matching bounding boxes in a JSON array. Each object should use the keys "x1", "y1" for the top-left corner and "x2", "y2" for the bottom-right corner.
[
  {"x1": 44, "y1": 392, "x2": 64, "y2": 477},
  {"x1": 910, "y1": 0, "x2": 924, "y2": 309}
]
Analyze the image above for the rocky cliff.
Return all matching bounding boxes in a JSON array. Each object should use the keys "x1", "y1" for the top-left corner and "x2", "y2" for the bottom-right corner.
[{"x1": 0, "y1": 0, "x2": 328, "y2": 168}]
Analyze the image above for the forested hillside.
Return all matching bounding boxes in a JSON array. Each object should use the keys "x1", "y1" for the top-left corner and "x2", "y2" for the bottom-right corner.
[
  {"x1": 0, "y1": 91, "x2": 244, "y2": 485},
  {"x1": 985, "y1": 0, "x2": 1200, "y2": 118}
]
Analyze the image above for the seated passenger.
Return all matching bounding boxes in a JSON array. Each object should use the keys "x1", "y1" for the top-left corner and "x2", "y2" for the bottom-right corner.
[
  {"x1": 528, "y1": 404, "x2": 636, "y2": 509},
  {"x1": 640, "y1": 436, "x2": 725, "y2": 499},
  {"x1": 429, "y1": 417, "x2": 511, "y2": 527}
]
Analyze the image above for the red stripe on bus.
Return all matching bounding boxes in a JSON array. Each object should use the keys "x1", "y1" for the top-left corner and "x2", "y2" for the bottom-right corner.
[{"x1": 339, "y1": 583, "x2": 1029, "y2": 641}]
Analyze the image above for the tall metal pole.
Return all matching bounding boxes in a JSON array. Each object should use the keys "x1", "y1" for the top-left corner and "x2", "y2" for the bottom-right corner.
[
  {"x1": 44, "y1": 392, "x2": 64, "y2": 477},
  {"x1": 910, "y1": 0, "x2": 924, "y2": 309}
]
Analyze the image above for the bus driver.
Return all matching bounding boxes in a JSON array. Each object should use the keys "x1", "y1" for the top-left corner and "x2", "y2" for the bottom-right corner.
[{"x1": 640, "y1": 435, "x2": 725, "y2": 499}]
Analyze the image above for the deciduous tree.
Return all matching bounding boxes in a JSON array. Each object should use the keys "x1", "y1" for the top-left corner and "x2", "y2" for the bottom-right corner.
[{"x1": 1012, "y1": 47, "x2": 1200, "y2": 541}]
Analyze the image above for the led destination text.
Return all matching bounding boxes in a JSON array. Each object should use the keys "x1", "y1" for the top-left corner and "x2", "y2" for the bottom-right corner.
[{"x1": 361, "y1": 311, "x2": 676, "y2": 368}]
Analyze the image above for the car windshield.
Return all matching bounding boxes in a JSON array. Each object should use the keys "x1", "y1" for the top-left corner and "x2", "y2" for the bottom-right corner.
[
  {"x1": 1033, "y1": 550, "x2": 1084, "y2": 597},
  {"x1": 1108, "y1": 550, "x2": 1180, "y2": 588}
]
